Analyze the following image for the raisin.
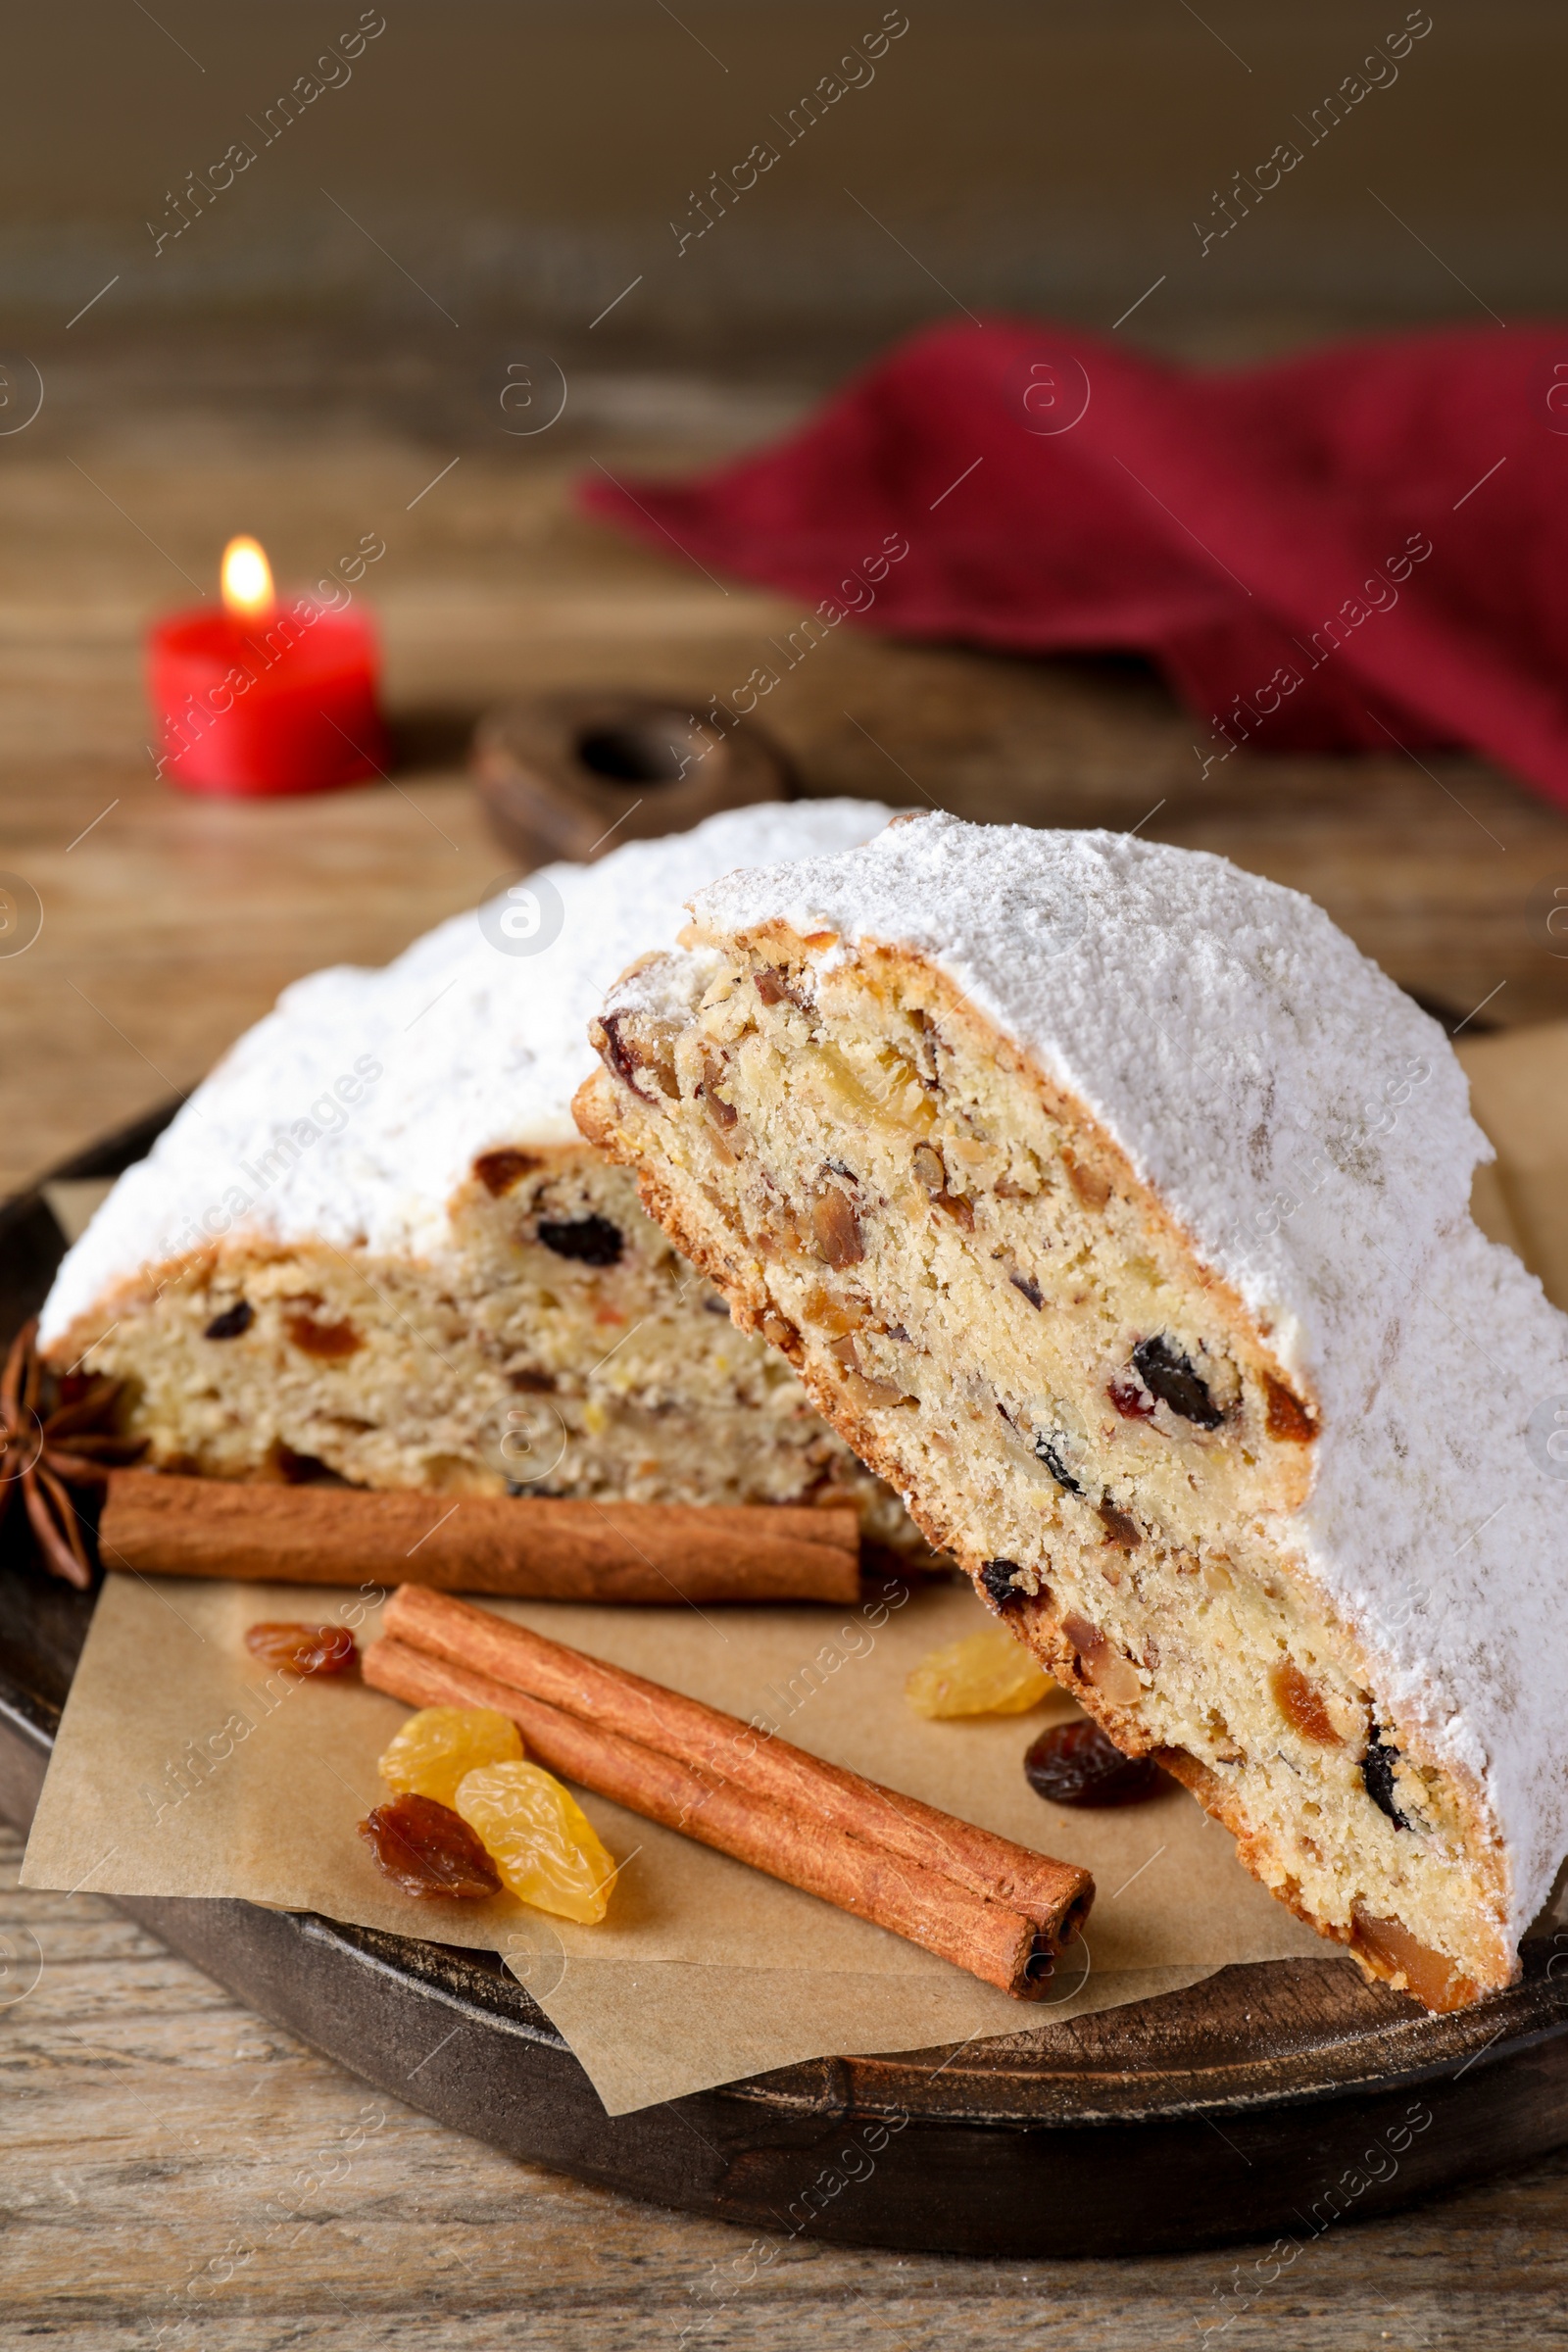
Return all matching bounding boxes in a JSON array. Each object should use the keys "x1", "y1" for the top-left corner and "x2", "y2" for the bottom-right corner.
[
  {"x1": 980, "y1": 1557, "x2": 1026, "y2": 1610},
  {"x1": 285, "y1": 1312, "x2": 363, "y2": 1359},
  {"x1": 1024, "y1": 1720, "x2": 1165, "y2": 1807},
  {"x1": 1097, "y1": 1498, "x2": 1141, "y2": 1550},
  {"x1": 244, "y1": 1621, "x2": 358, "y2": 1676},
  {"x1": 508, "y1": 1368, "x2": 556, "y2": 1392},
  {"x1": 359, "y1": 1792, "x2": 502, "y2": 1900},
  {"x1": 204, "y1": 1298, "x2": 253, "y2": 1340},
  {"x1": 379, "y1": 1705, "x2": 524, "y2": 1808},
  {"x1": 906, "y1": 1627, "x2": 1053, "y2": 1718},
  {"x1": 1009, "y1": 1271, "x2": 1044, "y2": 1309},
  {"x1": 812, "y1": 1191, "x2": 863, "y2": 1267},
  {"x1": 1107, "y1": 1377, "x2": 1153, "y2": 1421},
  {"x1": 473, "y1": 1149, "x2": 542, "y2": 1197},
  {"x1": 1269, "y1": 1659, "x2": 1343, "y2": 1746},
  {"x1": 537, "y1": 1215, "x2": 623, "y2": 1265},
  {"x1": 1132, "y1": 1335, "x2": 1222, "y2": 1429},
  {"x1": 1033, "y1": 1433, "x2": 1081, "y2": 1494},
  {"x1": 1362, "y1": 1725, "x2": 1413, "y2": 1830},
  {"x1": 455, "y1": 1762, "x2": 617, "y2": 1922},
  {"x1": 1264, "y1": 1374, "x2": 1318, "y2": 1443}
]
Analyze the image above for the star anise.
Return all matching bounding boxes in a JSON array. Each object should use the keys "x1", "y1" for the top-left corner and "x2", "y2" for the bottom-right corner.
[{"x1": 0, "y1": 1319, "x2": 145, "y2": 1588}]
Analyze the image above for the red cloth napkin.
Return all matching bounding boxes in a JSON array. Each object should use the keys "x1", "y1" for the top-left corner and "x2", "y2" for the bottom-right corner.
[{"x1": 580, "y1": 319, "x2": 1568, "y2": 808}]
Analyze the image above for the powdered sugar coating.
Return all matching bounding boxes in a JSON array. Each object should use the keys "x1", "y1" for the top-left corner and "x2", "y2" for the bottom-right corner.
[
  {"x1": 39, "y1": 800, "x2": 896, "y2": 1348},
  {"x1": 675, "y1": 812, "x2": 1568, "y2": 1939}
]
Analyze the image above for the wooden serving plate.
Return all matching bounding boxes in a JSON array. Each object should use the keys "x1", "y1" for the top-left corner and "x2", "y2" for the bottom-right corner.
[{"x1": 4, "y1": 1107, "x2": 1568, "y2": 2259}]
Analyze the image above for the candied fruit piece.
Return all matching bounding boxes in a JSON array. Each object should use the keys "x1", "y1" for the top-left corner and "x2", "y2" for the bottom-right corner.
[
  {"x1": 359, "y1": 1791, "x2": 502, "y2": 1900},
  {"x1": 455, "y1": 1762, "x2": 616, "y2": 1923},
  {"x1": 1264, "y1": 1373, "x2": 1317, "y2": 1443},
  {"x1": 378, "y1": 1705, "x2": 524, "y2": 1809},
  {"x1": 1024, "y1": 1720, "x2": 1165, "y2": 1808},
  {"x1": 906, "y1": 1626, "x2": 1054, "y2": 1719},
  {"x1": 244, "y1": 1621, "x2": 357, "y2": 1677}
]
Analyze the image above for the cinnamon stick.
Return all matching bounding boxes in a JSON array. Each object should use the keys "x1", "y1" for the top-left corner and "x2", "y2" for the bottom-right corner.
[
  {"x1": 377, "y1": 1584, "x2": 1094, "y2": 1955},
  {"x1": 99, "y1": 1473, "x2": 860, "y2": 1604},
  {"x1": 365, "y1": 1633, "x2": 1070, "y2": 2000}
]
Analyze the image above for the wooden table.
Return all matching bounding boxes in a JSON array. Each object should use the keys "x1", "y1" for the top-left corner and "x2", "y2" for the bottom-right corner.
[{"x1": 4, "y1": 346, "x2": 1568, "y2": 2344}]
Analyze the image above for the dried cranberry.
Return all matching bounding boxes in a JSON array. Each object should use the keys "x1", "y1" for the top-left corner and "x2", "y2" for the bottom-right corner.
[
  {"x1": 1024, "y1": 1720, "x2": 1165, "y2": 1807},
  {"x1": 359, "y1": 1793, "x2": 502, "y2": 1899},
  {"x1": 1107, "y1": 1377, "x2": 1152, "y2": 1421}
]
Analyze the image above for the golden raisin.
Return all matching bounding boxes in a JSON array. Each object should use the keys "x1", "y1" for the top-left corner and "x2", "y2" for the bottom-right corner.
[
  {"x1": 285, "y1": 1312, "x2": 363, "y2": 1359},
  {"x1": 378, "y1": 1705, "x2": 524, "y2": 1808},
  {"x1": 455, "y1": 1762, "x2": 617, "y2": 1923},
  {"x1": 359, "y1": 1792, "x2": 502, "y2": 1900},
  {"x1": 244, "y1": 1621, "x2": 357, "y2": 1677},
  {"x1": 906, "y1": 1626, "x2": 1054, "y2": 1719},
  {"x1": 1268, "y1": 1660, "x2": 1343, "y2": 1746}
]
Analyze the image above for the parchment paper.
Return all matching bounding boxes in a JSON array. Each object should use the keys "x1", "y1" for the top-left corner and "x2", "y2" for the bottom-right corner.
[
  {"x1": 23, "y1": 1017, "x2": 1566, "y2": 2114},
  {"x1": 24, "y1": 1572, "x2": 1320, "y2": 2110}
]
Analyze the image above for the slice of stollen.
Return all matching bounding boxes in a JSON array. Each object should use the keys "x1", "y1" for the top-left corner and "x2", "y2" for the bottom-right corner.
[
  {"x1": 37, "y1": 800, "x2": 921, "y2": 1550},
  {"x1": 576, "y1": 809, "x2": 1568, "y2": 2011}
]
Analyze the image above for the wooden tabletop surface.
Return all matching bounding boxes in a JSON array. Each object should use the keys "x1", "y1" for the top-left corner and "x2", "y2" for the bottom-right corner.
[{"x1": 4, "y1": 341, "x2": 1568, "y2": 2345}]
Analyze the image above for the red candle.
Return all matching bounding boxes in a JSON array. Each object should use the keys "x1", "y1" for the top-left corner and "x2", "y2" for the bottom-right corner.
[{"x1": 148, "y1": 535, "x2": 390, "y2": 797}]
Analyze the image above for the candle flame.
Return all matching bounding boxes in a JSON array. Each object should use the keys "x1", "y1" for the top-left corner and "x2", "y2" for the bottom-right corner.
[{"x1": 220, "y1": 535, "x2": 274, "y2": 619}]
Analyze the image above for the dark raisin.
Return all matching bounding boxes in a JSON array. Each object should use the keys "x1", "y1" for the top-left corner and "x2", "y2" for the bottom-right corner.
[
  {"x1": 1025, "y1": 1721, "x2": 1165, "y2": 1808},
  {"x1": 472, "y1": 1149, "x2": 541, "y2": 1197},
  {"x1": 980, "y1": 1558, "x2": 1026, "y2": 1610},
  {"x1": 1008, "y1": 1271, "x2": 1044, "y2": 1309},
  {"x1": 537, "y1": 1216, "x2": 623, "y2": 1266},
  {"x1": 1362, "y1": 1726, "x2": 1413, "y2": 1830},
  {"x1": 702, "y1": 1295, "x2": 733, "y2": 1318},
  {"x1": 204, "y1": 1299, "x2": 253, "y2": 1340},
  {"x1": 508, "y1": 1368, "x2": 556, "y2": 1392},
  {"x1": 359, "y1": 1793, "x2": 502, "y2": 1900},
  {"x1": 1033, "y1": 1434, "x2": 1081, "y2": 1494},
  {"x1": 1132, "y1": 1334, "x2": 1222, "y2": 1429}
]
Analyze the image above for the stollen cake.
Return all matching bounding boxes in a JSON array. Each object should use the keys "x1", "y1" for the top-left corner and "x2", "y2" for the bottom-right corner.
[
  {"x1": 39, "y1": 800, "x2": 921, "y2": 1544},
  {"x1": 576, "y1": 810, "x2": 1568, "y2": 2009}
]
